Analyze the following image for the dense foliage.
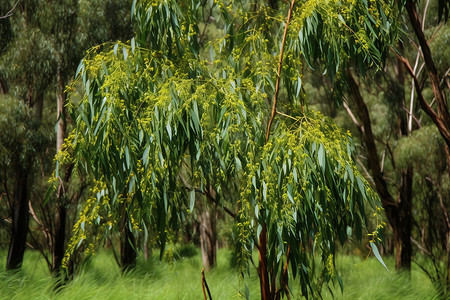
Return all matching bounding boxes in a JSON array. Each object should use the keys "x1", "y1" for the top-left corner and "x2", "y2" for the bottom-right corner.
[
  {"x1": 1, "y1": 0, "x2": 449, "y2": 299},
  {"x1": 45, "y1": 0, "x2": 400, "y2": 297}
]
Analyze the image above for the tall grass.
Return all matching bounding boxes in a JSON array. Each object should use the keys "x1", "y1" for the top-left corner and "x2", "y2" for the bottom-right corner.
[{"x1": 0, "y1": 248, "x2": 438, "y2": 299}]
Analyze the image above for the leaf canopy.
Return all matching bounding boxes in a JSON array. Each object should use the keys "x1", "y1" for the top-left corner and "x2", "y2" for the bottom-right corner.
[{"x1": 55, "y1": 0, "x2": 394, "y2": 296}]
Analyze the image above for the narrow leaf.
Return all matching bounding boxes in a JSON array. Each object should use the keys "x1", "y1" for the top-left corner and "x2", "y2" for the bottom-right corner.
[
  {"x1": 370, "y1": 242, "x2": 389, "y2": 271},
  {"x1": 189, "y1": 190, "x2": 196, "y2": 212}
]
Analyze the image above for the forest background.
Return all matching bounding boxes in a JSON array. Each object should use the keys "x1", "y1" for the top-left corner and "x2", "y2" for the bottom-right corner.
[{"x1": 0, "y1": 0, "x2": 449, "y2": 299}]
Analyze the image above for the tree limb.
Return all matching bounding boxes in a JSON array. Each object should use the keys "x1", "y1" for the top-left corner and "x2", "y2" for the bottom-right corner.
[
  {"x1": 266, "y1": 0, "x2": 296, "y2": 142},
  {"x1": 396, "y1": 53, "x2": 450, "y2": 147}
]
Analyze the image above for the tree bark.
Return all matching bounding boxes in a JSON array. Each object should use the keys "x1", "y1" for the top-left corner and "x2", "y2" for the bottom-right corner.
[
  {"x1": 6, "y1": 167, "x2": 30, "y2": 270},
  {"x1": 405, "y1": 0, "x2": 450, "y2": 126},
  {"x1": 346, "y1": 69, "x2": 412, "y2": 270},
  {"x1": 398, "y1": 167, "x2": 413, "y2": 271},
  {"x1": 258, "y1": 223, "x2": 271, "y2": 300},
  {"x1": 56, "y1": 68, "x2": 66, "y2": 152},
  {"x1": 120, "y1": 214, "x2": 137, "y2": 272},
  {"x1": 199, "y1": 206, "x2": 217, "y2": 270},
  {"x1": 51, "y1": 67, "x2": 70, "y2": 275},
  {"x1": 199, "y1": 185, "x2": 218, "y2": 270}
]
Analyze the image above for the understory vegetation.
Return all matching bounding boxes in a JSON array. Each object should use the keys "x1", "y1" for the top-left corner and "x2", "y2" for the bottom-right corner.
[{"x1": 0, "y1": 248, "x2": 437, "y2": 300}]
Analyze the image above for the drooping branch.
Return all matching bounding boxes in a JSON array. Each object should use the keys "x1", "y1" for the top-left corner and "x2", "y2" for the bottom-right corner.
[{"x1": 265, "y1": 0, "x2": 296, "y2": 142}]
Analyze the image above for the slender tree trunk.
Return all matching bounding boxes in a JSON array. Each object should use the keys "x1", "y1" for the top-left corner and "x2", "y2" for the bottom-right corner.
[
  {"x1": 398, "y1": 167, "x2": 413, "y2": 271},
  {"x1": 56, "y1": 68, "x2": 66, "y2": 152},
  {"x1": 199, "y1": 186, "x2": 219, "y2": 270},
  {"x1": 52, "y1": 200, "x2": 67, "y2": 273},
  {"x1": 120, "y1": 213, "x2": 136, "y2": 272},
  {"x1": 52, "y1": 68, "x2": 70, "y2": 275},
  {"x1": 258, "y1": 223, "x2": 271, "y2": 300},
  {"x1": 6, "y1": 167, "x2": 30, "y2": 270},
  {"x1": 199, "y1": 204, "x2": 217, "y2": 270}
]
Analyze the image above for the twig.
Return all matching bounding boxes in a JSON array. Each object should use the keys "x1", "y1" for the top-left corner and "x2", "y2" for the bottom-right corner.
[
  {"x1": 201, "y1": 268, "x2": 212, "y2": 300},
  {"x1": 343, "y1": 101, "x2": 363, "y2": 133},
  {"x1": 0, "y1": 1, "x2": 19, "y2": 19},
  {"x1": 265, "y1": 0, "x2": 296, "y2": 142},
  {"x1": 396, "y1": 52, "x2": 450, "y2": 146},
  {"x1": 276, "y1": 110, "x2": 298, "y2": 121},
  {"x1": 178, "y1": 173, "x2": 237, "y2": 220}
]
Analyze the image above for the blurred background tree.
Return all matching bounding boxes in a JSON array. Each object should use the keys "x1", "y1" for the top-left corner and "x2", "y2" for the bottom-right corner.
[{"x1": 0, "y1": 0, "x2": 133, "y2": 275}]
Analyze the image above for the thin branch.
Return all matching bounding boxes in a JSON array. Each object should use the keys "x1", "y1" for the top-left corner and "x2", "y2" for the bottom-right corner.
[
  {"x1": 396, "y1": 52, "x2": 450, "y2": 146},
  {"x1": 276, "y1": 110, "x2": 298, "y2": 121},
  {"x1": 178, "y1": 173, "x2": 237, "y2": 220},
  {"x1": 0, "y1": 1, "x2": 19, "y2": 19},
  {"x1": 411, "y1": 237, "x2": 430, "y2": 255},
  {"x1": 204, "y1": 189, "x2": 237, "y2": 220},
  {"x1": 401, "y1": 105, "x2": 421, "y2": 128},
  {"x1": 265, "y1": 0, "x2": 296, "y2": 142},
  {"x1": 343, "y1": 101, "x2": 363, "y2": 133},
  {"x1": 28, "y1": 200, "x2": 52, "y2": 243},
  {"x1": 405, "y1": 0, "x2": 450, "y2": 128},
  {"x1": 356, "y1": 157, "x2": 376, "y2": 188}
]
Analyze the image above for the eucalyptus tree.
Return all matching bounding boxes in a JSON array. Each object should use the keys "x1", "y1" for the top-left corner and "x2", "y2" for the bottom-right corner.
[
  {"x1": 53, "y1": 0, "x2": 397, "y2": 298},
  {"x1": 0, "y1": 0, "x2": 56, "y2": 270},
  {"x1": 0, "y1": 0, "x2": 132, "y2": 272},
  {"x1": 319, "y1": 0, "x2": 450, "y2": 290}
]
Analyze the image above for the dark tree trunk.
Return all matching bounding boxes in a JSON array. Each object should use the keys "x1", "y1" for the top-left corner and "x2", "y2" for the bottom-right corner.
[
  {"x1": 258, "y1": 223, "x2": 272, "y2": 300},
  {"x1": 398, "y1": 167, "x2": 413, "y2": 270},
  {"x1": 346, "y1": 69, "x2": 413, "y2": 270},
  {"x1": 199, "y1": 205, "x2": 217, "y2": 270},
  {"x1": 6, "y1": 167, "x2": 30, "y2": 270},
  {"x1": 0, "y1": 75, "x2": 8, "y2": 94},
  {"x1": 52, "y1": 205, "x2": 67, "y2": 272},
  {"x1": 51, "y1": 68, "x2": 74, "y2": 276},
  {"x1": 120, "y1": 214, "x2": 137, "y2": 272}
]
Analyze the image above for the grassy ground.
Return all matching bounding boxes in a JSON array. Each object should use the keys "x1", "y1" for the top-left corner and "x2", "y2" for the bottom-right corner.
[{"x1": 0, "y1": 247, "x2": 438, "y2": 299}]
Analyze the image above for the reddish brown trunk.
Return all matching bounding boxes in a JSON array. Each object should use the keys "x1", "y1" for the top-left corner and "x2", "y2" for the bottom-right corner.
[{"x1": 258, "y1": 223, "x2": 271, "y2": 300}]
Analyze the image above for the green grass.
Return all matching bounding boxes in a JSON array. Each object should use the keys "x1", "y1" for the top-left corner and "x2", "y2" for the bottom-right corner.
[{"x1": 0, "y1": 248, "x2": 438, "y2": 299}]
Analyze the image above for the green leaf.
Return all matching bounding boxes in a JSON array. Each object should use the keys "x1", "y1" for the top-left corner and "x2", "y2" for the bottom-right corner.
[
  {"x1": 356, "y1": 177, "x2": 366, "y2": 200},
  {"x1": 123, "y1": 47, "x2": 128, "y2": 60},
  {"x1": 131, "y1": 37, "x2": 136, "y2": 53},
  {"x1": 262, "y1": 181, "x2": 267, "y2": 201},
  {"x1": 166, "y1": 121, "x2": 172, "y2": 141},
  {"x1": 125, "y1": 146, "x2": 131, "y2": 169},
  {"x1": 318, "y1": 144, "x2": 325, "y2": 171},
  {"x1": 370, "y1": 242, "x2": 389, "y2": 271},
  {"x1": 293, "y1": 167, "x2": 298, "y2": 183},
  {"x1": 191, "y1": 100, "x2": 201, "y2": 134},
  {"x1": 142, "y1": 146, "x2": 150, "y2": 166},
  {"x1": 189, "y1": 190, "x2": 195, "y2": 212},
  {"x1": 346, "y1": 165, "x2": 354, "y2": 183}
]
